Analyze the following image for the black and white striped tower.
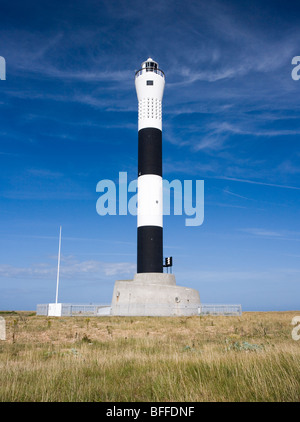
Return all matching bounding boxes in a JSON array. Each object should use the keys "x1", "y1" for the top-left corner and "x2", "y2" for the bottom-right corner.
[{"x1": 135, "y1": 58, "x2": 165, "y2": 273}]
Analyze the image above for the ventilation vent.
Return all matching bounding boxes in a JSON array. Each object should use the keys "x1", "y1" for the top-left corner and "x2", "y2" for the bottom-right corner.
[{"x1": 138, "y1": 98, "x2": 162, "y2": 121}]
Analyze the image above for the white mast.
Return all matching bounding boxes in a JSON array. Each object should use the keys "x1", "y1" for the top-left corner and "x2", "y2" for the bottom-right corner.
[{"x1": 55, "y1": 226, "x2": 62, "y2": 304}]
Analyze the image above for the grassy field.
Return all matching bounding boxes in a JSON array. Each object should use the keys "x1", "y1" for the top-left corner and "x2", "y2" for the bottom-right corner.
[{"x1": 0, "y1": 311, "x2": 299, "y2": 402}]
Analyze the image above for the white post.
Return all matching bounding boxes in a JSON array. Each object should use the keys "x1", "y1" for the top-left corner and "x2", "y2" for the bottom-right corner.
[
  {"x1": 55, "y1": 226, "x2": 62, "y2": 304},
  {"x1": 0, "y1": 317, "x2": 6, "y2": 341}
]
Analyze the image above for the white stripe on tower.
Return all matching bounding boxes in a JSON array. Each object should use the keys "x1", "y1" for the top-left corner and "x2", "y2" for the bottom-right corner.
[
  {"x1": 137, "y1": 174, "x2": 163, "y2": 228},
  {"x1": 135, "y1": 58, "x2": 165, "y2": 273}
]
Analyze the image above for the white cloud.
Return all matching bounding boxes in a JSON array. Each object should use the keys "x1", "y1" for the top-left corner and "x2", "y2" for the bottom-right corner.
[
  {"x1": 176, "y1": 267, "x2": 300, "y2": 284},
  {"x1": 239, "y1": 228, "x2": 300, "y2": 240},
  {"x1": 217, "y1": 176, "x2": 300, "y2": 191},
  {"x1": 0, "y1": 259, "x2": 136, "y2": 280}
]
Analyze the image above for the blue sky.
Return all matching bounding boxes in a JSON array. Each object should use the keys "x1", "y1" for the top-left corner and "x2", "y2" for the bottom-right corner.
[{"x1": 0, "y1": 0, "x2": 299, "y2": 311}]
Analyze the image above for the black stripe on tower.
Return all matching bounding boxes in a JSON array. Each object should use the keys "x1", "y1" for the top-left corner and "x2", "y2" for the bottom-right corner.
[
  {"x1": 137, "y1": 226, "x2": 163, "y2": 273},
  {"x1": 138, "y1": 128, "x2": 162, "y2": 177},
  {"x1": 137, "y1": 127, "x2": 163, "y2": 273}
]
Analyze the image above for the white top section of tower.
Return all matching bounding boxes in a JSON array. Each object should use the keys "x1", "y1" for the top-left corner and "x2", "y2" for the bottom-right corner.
[{"x1": 135, "y1": 58, "x2": 165, "y2": 131}]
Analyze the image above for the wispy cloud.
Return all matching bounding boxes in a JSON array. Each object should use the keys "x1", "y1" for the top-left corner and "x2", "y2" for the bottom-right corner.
[
  {"x1": 177, "y1": 267, "x2": 300, "y2": 284},
  {"x1": 0, "y1": 258, "x2": 135, "y2": 280},
  {"x1": 27, "y1": 169, "x2": 64, "y2": 179},
  {"x1": 217, "y1": 176, "x2": 300, "y2": 191},
  {"x1": 193, "y1": 120, "x2": 300, "y2": 152},
  {"x1": 211, "y1": 122, "x2": 300, "y2": 138},
  {"x1": 223, "y1": 189, "x2": 251, "y2": 200},
  {"x1": 239, "y1": 228, "x2": 300, "y2": 240},
  {"x1": 277, "y1": 160, "x2": 300, "y2": 175}
]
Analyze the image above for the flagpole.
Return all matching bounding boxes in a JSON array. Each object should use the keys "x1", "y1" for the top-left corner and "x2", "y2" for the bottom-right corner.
[{"x1": 55, "y1": 226, "x2": 62, "y2": 304}]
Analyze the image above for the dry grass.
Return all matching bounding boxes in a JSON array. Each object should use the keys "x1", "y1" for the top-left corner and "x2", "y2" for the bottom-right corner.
[{"x1": 0, "y1": 311, "x2": 299, "y2": 402}]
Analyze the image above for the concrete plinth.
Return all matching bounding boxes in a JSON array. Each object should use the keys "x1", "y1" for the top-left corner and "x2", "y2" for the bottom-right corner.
[
  {"x1": 111, "y1": 273, "x2": 200, "y2": 316},
  {"x1": 48, "y1": 303, "x2": 62, "y2": 317}
]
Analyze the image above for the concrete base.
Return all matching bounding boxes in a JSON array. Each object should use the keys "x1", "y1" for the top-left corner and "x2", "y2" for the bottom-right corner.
[
  {"x1": 111, "y1": 273, "x2": 200, "y2": 316},
  {"x1": 48, "y1": 303, "x2": 62, "y2": 317}
]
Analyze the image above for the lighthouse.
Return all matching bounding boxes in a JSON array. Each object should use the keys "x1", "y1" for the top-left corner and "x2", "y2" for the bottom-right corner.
[
  {"x1": 135, "y1": 58, "x2": 165, "y2": 273},
  {"x1": 110, "y1": 58, "x2": 200, "y2": 316}
]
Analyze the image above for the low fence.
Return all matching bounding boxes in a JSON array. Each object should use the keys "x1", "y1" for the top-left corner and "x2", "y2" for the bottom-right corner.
[
  {"x1": 36, "y1": 304, "x2": 48, "y2": 316},
  {"x1": 111, "y1": 303, "x2": 242, "y2": 317},
  {"x1": 200, "y1": 304, "x2": 242, "y2": 316},
  {"x1": 36, "y1": 304, "x2": 111, "y2": 316},
  {"x1": 37, "y1": 303, "x2": 241, "y2": 317}
]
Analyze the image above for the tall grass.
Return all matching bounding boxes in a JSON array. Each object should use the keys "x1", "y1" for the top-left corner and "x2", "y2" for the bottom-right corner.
[{"x1": 0, "y1": 311, "x2": 299, "y2": 401}]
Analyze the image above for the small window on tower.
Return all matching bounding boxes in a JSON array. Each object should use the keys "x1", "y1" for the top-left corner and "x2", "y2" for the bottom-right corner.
[{"x1": 147, "y1": 80, "x2": 153, "y2": 85}]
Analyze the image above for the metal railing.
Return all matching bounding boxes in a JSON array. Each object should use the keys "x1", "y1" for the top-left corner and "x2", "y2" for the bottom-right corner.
[
  {"x1": 36, "y1": 304, "x2": 111, "y2": 316},
  {"x1": 37, "y1": 303, "x2": 241, "y2": 317},
  {"x1": 111, "y1": 303, "x2": 242, "y2": 317},
  {"x1": 199, "y1": 304, "x2": 242, "y2": 316},
  {"x1": 135, "y1": 68, "x2": 165, "y2": 78}
]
